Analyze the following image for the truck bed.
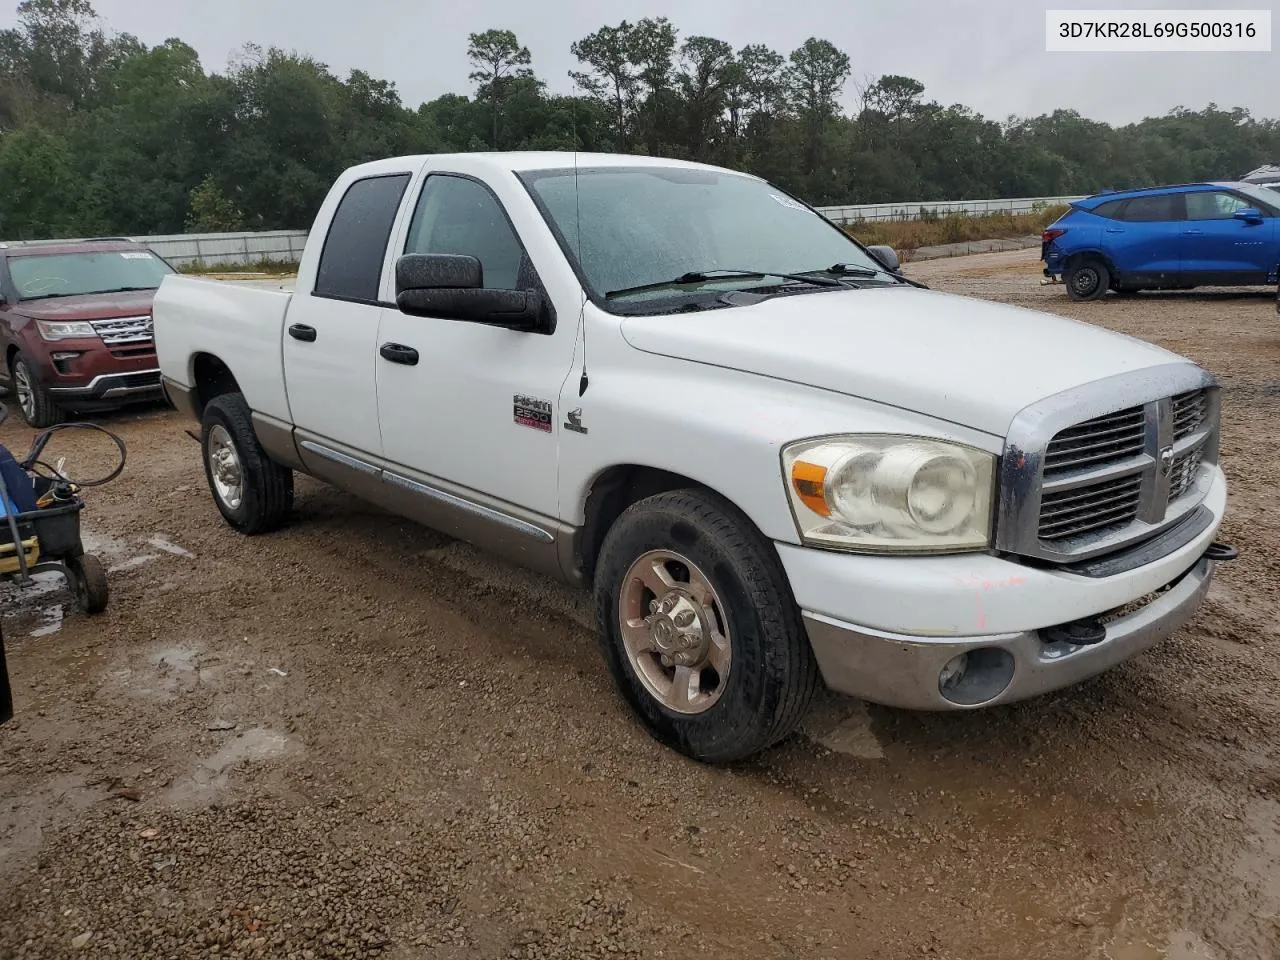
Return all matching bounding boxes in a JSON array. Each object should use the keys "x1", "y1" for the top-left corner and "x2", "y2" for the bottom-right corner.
[{"x1": 153, "y1": 275, "x2": 295, "y2": 424}]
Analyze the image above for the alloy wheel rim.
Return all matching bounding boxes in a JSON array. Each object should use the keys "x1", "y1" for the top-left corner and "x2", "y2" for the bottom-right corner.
[
  {"x1": 14, "y1": 364, "x2": 34, "y2": 419},
  {"x1": 618, "y1": 549, "x2": 732, "y2": 715}
]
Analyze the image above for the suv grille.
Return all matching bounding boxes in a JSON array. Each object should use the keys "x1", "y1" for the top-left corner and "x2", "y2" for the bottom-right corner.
[
  {"x1": 996, "y1": 376, "x2": 1219, "y2": 563},
  {"x1": 92, "y1": 315, "x2": 154, "y2": 359},
  {"x1": 92, "y1": 315, "x2": 152, "y2": 345}
]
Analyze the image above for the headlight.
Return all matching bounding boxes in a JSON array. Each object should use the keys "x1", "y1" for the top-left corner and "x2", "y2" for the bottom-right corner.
[
  {"x1": 36, "y1": 320, "x2": 96, "y2": 341},
  {"x1": 782, "y1": 435, "x2": 995, "y2": 554}
]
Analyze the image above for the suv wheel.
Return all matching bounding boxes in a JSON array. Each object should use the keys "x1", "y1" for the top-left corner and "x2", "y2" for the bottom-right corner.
[
  {"x1": 1065, "y1": 259, "x2": 1110, "y2": 302},
  {"x1": 10, "y1": 353, "x2": 64, "y2": 428},
  {"x1": 593, "y1": 489, "x2": 820, "y2": 764}
]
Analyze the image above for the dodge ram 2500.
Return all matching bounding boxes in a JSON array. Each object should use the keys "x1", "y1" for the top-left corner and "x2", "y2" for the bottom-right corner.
[{"x1": 153, "y1": 152, "x2": 1236, "y2": 764}]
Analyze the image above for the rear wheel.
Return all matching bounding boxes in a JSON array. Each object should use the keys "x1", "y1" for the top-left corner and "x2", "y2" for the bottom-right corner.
[
  {"x1": 11, "y1": 353, "x2": 63, "y2": 428},
  {"x1": 201, "y1": 392, "x2": 293, "y2": 534},
  {"x1": 593, "y1": 489, "x2": 820, "y2": 764},
  {"x1": 1065, "y1": 258, "x2": 1110, "y2": 302}
]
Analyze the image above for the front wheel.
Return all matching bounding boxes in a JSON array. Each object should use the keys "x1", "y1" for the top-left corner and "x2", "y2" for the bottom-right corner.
[
  {"x1": 593, "y1": 489, "x2": 820, "y2": 764},
  {"x1": 11, "y1": 353, "x2": 63, "y2": 428},
  {"x1": 1065, "y1": 259, "x2": 1110, "y2": 302},
  {"x1": 201, "y1": 392, "x2": 294, "y2": 534}
]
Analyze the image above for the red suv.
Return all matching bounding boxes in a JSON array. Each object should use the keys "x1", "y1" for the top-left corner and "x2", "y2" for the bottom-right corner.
[{"x1": 0, "y1": 238, "x2": 176, "y2": 427}]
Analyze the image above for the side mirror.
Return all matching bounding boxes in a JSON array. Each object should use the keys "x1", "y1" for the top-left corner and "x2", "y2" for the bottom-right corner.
[
  {"x1": 394, "y1": 253, "x2": 549, "y2": 332},
  {"x1": 865, "y1": 244, "x2": 901, "y2": 273},
  {"x1": 1234, "y1": 207, "x2": 1264, "y2": 225}
]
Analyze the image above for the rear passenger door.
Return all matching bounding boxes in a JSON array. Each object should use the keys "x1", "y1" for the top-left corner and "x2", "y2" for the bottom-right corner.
[
  {"x1": 1104, "y1": 193, "x2": 1185, "y2": 283},
  {"x1": 282, "y1": 172, "x2": 412, "y2": 458}
]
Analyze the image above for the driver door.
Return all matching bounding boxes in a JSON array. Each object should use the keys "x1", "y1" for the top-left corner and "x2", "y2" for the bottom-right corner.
[{"x1": 374, "y1": 171, "x2": 579, "y2": 519}]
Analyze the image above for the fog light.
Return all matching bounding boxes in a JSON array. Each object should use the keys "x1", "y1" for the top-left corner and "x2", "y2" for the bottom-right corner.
[
  {"x1": 937, "y1": 647, "x2": 1016, "y2": 706},
  {"x1": 51, "y1": 352, "x2": 81, "y2": 361}
]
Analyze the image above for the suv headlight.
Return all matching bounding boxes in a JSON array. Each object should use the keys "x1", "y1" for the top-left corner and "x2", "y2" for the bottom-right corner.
[
  {"x1": 782, "y1": 435, "x2": 996, "y2": 554},
  {"x1": 36, "y1": 320, "x2": 96, "y2": 341}
]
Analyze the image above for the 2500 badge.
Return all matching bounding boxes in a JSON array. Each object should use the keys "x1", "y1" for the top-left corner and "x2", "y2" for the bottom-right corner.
[{"x1": 513, "y1": 394, "x2": 553, "y2": 432}]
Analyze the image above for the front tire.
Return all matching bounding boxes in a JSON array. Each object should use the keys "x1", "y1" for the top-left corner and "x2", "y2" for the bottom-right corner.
[
  {"x1": 1065, "y1": 258, "x2": 1110, "y2": 302},
  {"x1": 200, "y1": 392, "x2": 293, "y2": 534},
  {"x1": 593, "y1": 489, "x2": 820, "y2": 764},
  {"x1": 11, "y1": 353, "x2": 63, "y2": 428}
]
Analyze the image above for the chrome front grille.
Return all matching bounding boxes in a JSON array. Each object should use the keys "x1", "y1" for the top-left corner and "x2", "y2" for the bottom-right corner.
[
  {"x1": 91, "y1": 315, "x2": 153, "y2": 345},
  {"x1": 1043, "y1": 405, "x2": 1146, "y2": 475},
  {"x1": 1038, "y1": 473, "x2": 1142, "y2": 541},
  {"x1": 1168, "y1": 447, "x2": 1204, "y2": 503},
  {"x1": 1172, "y1": 388, "x2": 1209, "y2": 440},
  {"x1": 996, "y1": 368, "x2": 1220, "y2": 564}
]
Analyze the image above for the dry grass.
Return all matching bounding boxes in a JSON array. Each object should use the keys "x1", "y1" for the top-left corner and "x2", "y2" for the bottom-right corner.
[{"x1": 843, "y1": 204, "x2": 1070, "y2": 252}]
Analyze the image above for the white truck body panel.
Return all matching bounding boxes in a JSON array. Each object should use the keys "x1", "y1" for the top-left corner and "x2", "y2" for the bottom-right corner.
[
  {"x1": 618, "y1": 285, "x2": 1184, "y2": 437},
  {"x1": 153, "y1": 275, "x2": 293, "y2": 423}
]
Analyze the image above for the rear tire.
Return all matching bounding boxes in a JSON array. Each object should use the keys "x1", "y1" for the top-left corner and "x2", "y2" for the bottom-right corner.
[
  {"x1": 1065, "y1": 258, "x2": 1110, "y2": 302},
  {"x1": 11, "y1": 353, "x2": 63, "y2": 428},
  {"x1": 200, "y1": 392, "x2": 293, "y2": 534},
  {"x1": 593, "y1": 489, "x2": 820, "y2": 764}
]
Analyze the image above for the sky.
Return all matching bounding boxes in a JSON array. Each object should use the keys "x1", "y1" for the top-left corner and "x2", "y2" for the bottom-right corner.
[{"x1": 6, "y1": 0, "x2": 1275, "y2": 125}]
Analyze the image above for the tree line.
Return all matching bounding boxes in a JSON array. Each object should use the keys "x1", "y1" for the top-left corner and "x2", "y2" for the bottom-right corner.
[{"x1": 1, "y1": 0, "x2": 1277, "y2": 239}]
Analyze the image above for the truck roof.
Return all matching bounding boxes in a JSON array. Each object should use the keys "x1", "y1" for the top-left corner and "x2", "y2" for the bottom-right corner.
[{"x1": 341, "y1": 151, "x2": 764, "y2": 180}]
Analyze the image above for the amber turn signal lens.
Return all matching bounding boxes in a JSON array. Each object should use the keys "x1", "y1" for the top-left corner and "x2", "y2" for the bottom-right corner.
[{"x1": 790, "y1": 461, "x2": 830, "y2": 516}]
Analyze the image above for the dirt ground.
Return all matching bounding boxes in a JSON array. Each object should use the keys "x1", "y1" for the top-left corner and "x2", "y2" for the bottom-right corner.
[{"x1": 1, "y1": 248, "x2": 1278, "y2": 960}]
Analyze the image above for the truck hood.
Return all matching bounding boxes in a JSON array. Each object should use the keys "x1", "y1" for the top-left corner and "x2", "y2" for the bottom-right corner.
[
  {"x1": 8, "y1": 290, "x2": 155, "y2": 321},
  {"x1": 618, "y1": 285, "x2": 1186, "y2": 437}
]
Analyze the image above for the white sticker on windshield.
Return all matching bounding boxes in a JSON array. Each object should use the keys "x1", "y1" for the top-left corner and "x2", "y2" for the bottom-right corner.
[
  {"x1": 120, "y1": 252, "x2": 153, "y2": 260},
  {"x1": 770, "y1": 194, "x2": 809, "y2": 212}
]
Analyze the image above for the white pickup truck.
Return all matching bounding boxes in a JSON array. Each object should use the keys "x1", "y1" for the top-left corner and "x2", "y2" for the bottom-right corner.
[{"x1": 153, "y1": 152, "x2": 1236, "y2": 763}]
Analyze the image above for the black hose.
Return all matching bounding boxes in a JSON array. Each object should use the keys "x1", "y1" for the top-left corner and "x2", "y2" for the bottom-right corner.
[{"x1": 20, "y1": 422, "x2": 127, "y2": 488}]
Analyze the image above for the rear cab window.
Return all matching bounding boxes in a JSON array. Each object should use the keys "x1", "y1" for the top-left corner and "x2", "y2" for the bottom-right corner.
[{"x1": 313, "y1": 173, "x2": 412, "y2": 303}]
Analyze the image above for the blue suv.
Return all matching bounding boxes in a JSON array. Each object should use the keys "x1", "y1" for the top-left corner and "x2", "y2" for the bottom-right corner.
[{"x1": 1041, "y1": 181, "x2": 1280, "y2": 301}]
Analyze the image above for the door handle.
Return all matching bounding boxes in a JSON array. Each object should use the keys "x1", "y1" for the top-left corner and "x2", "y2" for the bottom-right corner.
[
  {"x1": 379, "y1": 342, "x2": 419, "y2": 366},
  {"x1": 1104, "y1": 227, "x2": 1124, "y2": 233},
  {"x1": 1183, "y1": 229, "x2": 1204, "y2": 236},
  {"x1": 288, "y1": 323, "x2": 317, "y2": 342}
]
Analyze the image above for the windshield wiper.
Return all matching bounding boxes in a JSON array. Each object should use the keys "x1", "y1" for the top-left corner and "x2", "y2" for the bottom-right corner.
[
  {"x1": 89, "y1": 286, "x2": 158, "y2": 294},
  {"x1": 802, "y1": 262, "x2": 930, "y2": 289},
  {"x1": 605, "y1": 268, "x2": 842, "y2": 300},
  {"x1": 822, "y1": 263, "x2": 882, "y2": 278}
]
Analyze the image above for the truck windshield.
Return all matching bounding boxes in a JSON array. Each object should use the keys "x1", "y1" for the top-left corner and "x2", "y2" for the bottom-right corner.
[
  {"x1": 9, "y1": 249, "x2": 175, "y2": 301},
  {"x1": 518, "y1": 165, "x2": 893, "y2": 311}
]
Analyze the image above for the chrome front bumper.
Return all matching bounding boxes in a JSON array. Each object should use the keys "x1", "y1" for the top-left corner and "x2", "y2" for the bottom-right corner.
[{"x1": 803, "y1": 554, "x2": 1218, "y2": 711}]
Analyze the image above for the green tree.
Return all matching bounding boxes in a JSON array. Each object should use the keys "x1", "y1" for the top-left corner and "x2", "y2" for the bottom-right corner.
[
  {"x1": 185, "y1": 173, "x2": 244, "y2": 231},
  {"x1": 465, "y1": 29, "x2": 532, "y2": 149},
  {"x1": 0, "y1": 124, "x2": 76, "y2": 237}
]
